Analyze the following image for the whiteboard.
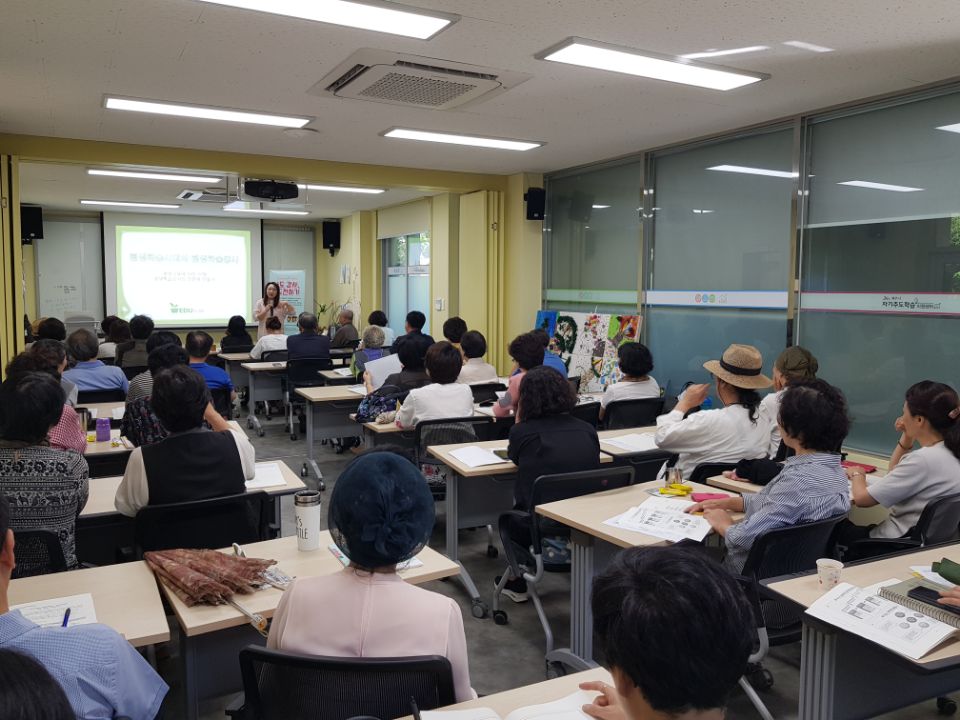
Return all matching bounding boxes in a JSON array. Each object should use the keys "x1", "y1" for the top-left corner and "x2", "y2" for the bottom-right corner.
[{"x1": 36, "y1": 219, "x2": 104, "y2": 320}]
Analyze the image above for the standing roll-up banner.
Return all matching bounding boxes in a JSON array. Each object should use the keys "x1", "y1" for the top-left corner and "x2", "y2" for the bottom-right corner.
[{"x1": 268, "y1": 270, "x2": 305, "y2": 336}]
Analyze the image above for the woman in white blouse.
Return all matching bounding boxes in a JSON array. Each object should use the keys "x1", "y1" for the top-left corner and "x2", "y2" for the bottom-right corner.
[
  {"x1": 654, "y1": 344, "x2": 772, "y2": 479},
  {"x1": 249, "y1": 317, "x2": 288, "y2": 359},
  {"x1": 396, "y1": 341, "x2": 474, "y2": 429}
]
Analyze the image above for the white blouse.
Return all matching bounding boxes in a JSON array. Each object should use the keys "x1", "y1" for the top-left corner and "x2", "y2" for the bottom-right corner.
[
  {"x1": 396, "y1": 383, "x2": 475, "y2": 429},
  {"x1": 758, "y1": 390, "x2": 784, "y2": 457}
]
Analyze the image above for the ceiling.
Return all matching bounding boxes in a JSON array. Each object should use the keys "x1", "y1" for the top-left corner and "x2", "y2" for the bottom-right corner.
[{"x1": 3, "y1": 1, "x2": 960, "y2": 177}]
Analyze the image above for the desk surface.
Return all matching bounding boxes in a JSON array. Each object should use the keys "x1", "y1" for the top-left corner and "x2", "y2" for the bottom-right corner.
[
  {"x1": 219, "y1": 353, "x2": 252, "y2": 362},
  {"x1": 320, "y1": 369, "x2": 356, "y2": 381},
  {"x1": 767, "y1": 544, "x2": 960, "y2": 667},
  {"x1": 296, "y1": 385, "x2": 366, "y2": 402},
  {"x1": 536, "y1": 480, "x2": 736, "y2": 549},
  {"x1": 596, "y1": 427, "x2": 659, "y2": 457},
  {"x1": 162, "y1": 532, "x2": 459, "y2": 637},
  {"x1": 8, "y1": 561, "x2": 169, "y2": 647},
  {"x1": 82, "y1": 401, "x2": 125, "y2": 419},
  {"x1": 241, "y1": 361, "x2": 287, "y2": 372},
  {"x1": 85, "y1": 428, "x2": 131, "y2": 456},
  {"x1": 80, "y1": 459, "x2": 307, "y2": 518},
  {"x1": 707, "y1": 473, "x2": 760, "y2": 495},
  {"x1": 428, "y1": 439, "x2": 612, "y2": 477}
]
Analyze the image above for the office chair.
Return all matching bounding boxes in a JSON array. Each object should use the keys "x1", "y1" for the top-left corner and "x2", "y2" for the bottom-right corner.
[
  {"x1": 11, "y1": 529, "x2": 68, "y2": 578},
  {"x1": 209, "y1": 387, "x2": 234, "y2": 420},
  {"x1": 569, "y1": 400, "x2": 601, "y2": 428},
  {"x1": 285, "y1": 357, "x2": 334, "y2": 441},
  {"x1": 602, "y1": 397, "x2": 664, "y2": 429},
  {"x1": 843, "y1": 493, "x2": 960, "y2": 561},
  {"x1": 688, "y1": 462, "x2": 739, "y2": 484},
  {"x1": 76, "y1": 388, "x2": 126, "y2": 404},
  {"x1": 121, "y1": 365, "x2": 148, "y2": 381}
]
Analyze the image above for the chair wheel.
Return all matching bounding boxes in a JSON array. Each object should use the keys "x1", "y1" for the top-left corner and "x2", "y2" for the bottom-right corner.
[
  {"x1": 300, "y1": 464, "x2": 308, "y2": 478},
  {"x1": 471, "y1": 601, "x2": 488, "y2": 619},
  {"x1": 257, "y1": 428, "x2": 265, "y2": 437},
  {"x1": 486, "y1": 545, "x2": 499, "y2": 558},
  {"x1": 247, "y1": 418, "x2": 254, "y2": 429},
  {"x1": 938, "y1": 697, "x2": 958, "y2": 715},
  {"x1": 746, "y1": 664, "x2": 774, "y2": 691},
  {"x1": 265, "y1": 413, "x2": 271, "y2": 421},
  {"x1": 318, "y1": 480, "x2": 326, "y2": 491},
  {"x1": 290, "y1": 433, "x2": 298, "y2": 441},
  {"x1": 492, "y1": 610, "x2": 508, "y2": 625}
]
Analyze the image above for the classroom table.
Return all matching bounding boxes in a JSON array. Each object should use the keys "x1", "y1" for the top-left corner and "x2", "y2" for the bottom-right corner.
[
  {"x1": 320, "y1": 367, "x2": 356, "y2": 384},
  {"x1": 535, "y1": 479, "x2": 736, "y2": 669},
  {"x1": 294, "y1": 385, "x2": 366, "y2": 484},
  {"x1": 220, "y1": 352, "x2": 252, "y2": 393},
  {"x1": 80, "y1": 401, "x2": 126, "y2": 427},
  {"x1": 240, "y1": 361, "x2": 287, "y2": 436},
  {"x1": 596, "y1": 426, "x2": 658, "y2": 456},
  {"x1": 8, "y1": 561, "x2": 169, "y2": 648},
  {"x1": 160, "y1": 532, "x2": 459, "y2": 720},
  {"x1": 426, "y1": 439, "x2": 613, "y2": 619},
  {"x1": 766, "y1": 544, "x2": 960, "y2": 719}
]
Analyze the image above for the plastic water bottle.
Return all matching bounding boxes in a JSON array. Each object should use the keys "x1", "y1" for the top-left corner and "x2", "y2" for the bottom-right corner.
[{"x1": 701, "y1": 397, "x2": 713, "y2": 410}]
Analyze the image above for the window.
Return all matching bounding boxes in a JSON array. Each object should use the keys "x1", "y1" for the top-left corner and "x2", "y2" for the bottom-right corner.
[{"x1": 383, "y1": 232, "x2": 431, "y2": 337}]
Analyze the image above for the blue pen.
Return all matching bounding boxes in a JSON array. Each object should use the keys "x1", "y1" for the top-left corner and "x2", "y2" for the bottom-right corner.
[{"x1": 61, "y1": 608, "x2": 70, "y2": 627}]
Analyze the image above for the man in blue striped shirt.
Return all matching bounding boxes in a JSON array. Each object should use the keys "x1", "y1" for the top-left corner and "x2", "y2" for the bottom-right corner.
[{"x1": 687, "y1": 379, "x2": 851, "y2": 573}]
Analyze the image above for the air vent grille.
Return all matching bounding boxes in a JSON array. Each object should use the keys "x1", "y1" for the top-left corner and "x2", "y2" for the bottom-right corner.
[
  {"x1": 359, "y1": 71, "x2": 478, "y2": 106},
  {"x1": 394, "y1": 60, "x2": 497, "y2": 82}
]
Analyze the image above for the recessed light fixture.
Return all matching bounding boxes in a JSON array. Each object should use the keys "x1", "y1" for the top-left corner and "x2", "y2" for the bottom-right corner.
[
  {"x1": 224, "y1": 207, "x2": 310, "y2": 216},
  {"x1": 936, "y1": 123, "x2": 960, "y2": 135},
  {"x1": 383, "y1": 128, "x2": 542, "y2": 152},
  {"x1": 194, "y1": 0, "x2": 457, "y2": 40},
  {"x1": 680, "y1": 45, "x2": 769, "y2": 60},
  {"x1": 80, "y1": 199, "x2": 181, "y2": 209},
  {"x1": 88, "y1": 168, "x2": 222, "y2": 183},
  {"x1": 783, "y1": 40, "x2": 834, "y2": 53},
  {"x1": 692, "y1": 209, "x2": 715, "y2": 214},
  {"x1": 707, "y1": 164, "x2": 798, "y2": 179},
  {"x1": 837, "y1": 180, "x2": 923, "y2": 193},
  {"x1": 104, "y1": 96, "x2": 312, "y2": 128},
  {"x1": 537, "y1": 38, "x2": 768, "y2": 91},
  {"x1": 297, "y1": 184, "x2": 385, "y2": 194},
  {"x1": 592, "y1": 204, "x2": 610, "y2": 209}
]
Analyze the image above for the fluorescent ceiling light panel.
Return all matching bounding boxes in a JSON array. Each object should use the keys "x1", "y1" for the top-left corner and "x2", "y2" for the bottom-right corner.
[
  {"x1": 195, "y1": 0, "x2": 456, "y2": 40},
  {"x1": 592, "y1": 204, "x2": 610, "y2": 209},
  {"x1": 936, "y1": 123, "x2": 960, "y2": 134},
  {"x1": 783, "y1": 40, "x2": 834, "y2": 53},
  {"x1": 88, "y1": 168, "x2": 222, "y2": 183},
  {"x1": 692, "y1": 209, "x2": 715, "y2": 214},
  {"x1": 223, "y1": 201, "x2": 309, "y2": 216},
  {"x1": 104, "y1": 96, "x2": 311, "y2": 128},
  {"x1": 708, "y1": 164, "x2": 798, "y2": 178},
  {"x1": 538, "y1": 38, "x2": 767, "y2": 91},
  {"x1": 80, "y1": 199, "x2": 180, "y2": 209},
  {"x1": 680, "y1": 45, "x2": 769, "y2": 60},
  {"x1": 837, "y1": 180, "x2": 923, "y2": 193},
  {"x1": 383, "y1": 128, "x2": 542, "y2": 151},
  {"x1": 297, "y1": 183, "x2": 385, "y2": 194}
]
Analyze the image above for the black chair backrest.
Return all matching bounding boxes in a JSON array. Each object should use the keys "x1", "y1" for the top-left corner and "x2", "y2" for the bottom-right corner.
[
  {"x1": 603, "y1": 397, "x2": 665, "y2": 429},
  {"x1": 915, "y1": 493, "x2": 960, "y2": 545},
  {"x1": 529, "y1": 467, "x2": 634, "y2": 552},
  {"x1": 469, "y1": 382, "x2": 506, "y2": 404},
  {"x1": 134, "y1": 491, "x2": 271, "y2": 553},
  {"x1": 76, "y1": 388, "x2": 126, "y2": 404},
  {"x1": 414, "y1": 416, "x2": 493, "y2": 466},
  {"x1": 223, "y1": 343, "x2": 255, "y2": 355},
  {"x1": 569, "y1": 401, "x2": 601, "y2": 428},
  {"x1": 210, "y1": 387, "x2": 233, "y2": 419},
  {"x1": 261, "y1": 350, "x2": 289, "y2": 362},
  {"x1": 620, "y1": 451, "x2": 674, "y2": 483},
  {"x1": 568, "y1": 376, "x2": 580, "y2": 394},
  {"x1": 287, "y1": 357, "x2": 334, "y2": 389},
  {"x1": 688, "y1": 462, "x2": 738, "y2": 484},
  {"x1": 206, "y1": 355, "x2": 227, "y2": 370},
  {"x1": 11, "y1": 529, "x2": 67, "y2": 578},
  {"x1": 238, "y1": 646, "x2": 456, "y2": 720},
  {"x1": 742, "y1": 514, "x2": 848, "y2": 582},
  {"x1": 122, "y1": 365, "x2": 148, "y2": 381}
]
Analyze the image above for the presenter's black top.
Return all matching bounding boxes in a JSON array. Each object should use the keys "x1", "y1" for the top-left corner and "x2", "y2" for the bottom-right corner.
[
  {"x1": 287, "y1": 332, "x2": 331, "y2": 361},
  {"x1": 507, "y1": 414, "x2": 601, "y2": 511},
  {"x1": 141, "y1": 429, "x2": 245, "y2": 506},
  {"x1": 390, "y1": 330, "x2": 435, "y2": 353}
]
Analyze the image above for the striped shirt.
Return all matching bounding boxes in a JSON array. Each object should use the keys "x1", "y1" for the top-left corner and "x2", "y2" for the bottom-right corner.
[
  {"x1": 724, "y1": 452, "x2": 849, "y2": 573},
  {"x1": 126, "y1": 370, "x2": 153, "y2": 404}
]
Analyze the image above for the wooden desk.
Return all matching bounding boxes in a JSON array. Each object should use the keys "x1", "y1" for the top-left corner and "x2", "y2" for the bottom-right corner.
[
  {"x1": 240, "y1": 362, "x2": 288, "y2": 436},
  {"x1": 166, "y1": 532, "x2": 458, "y2": 719},
  {"x1": 596, "y1": 427, "x2": 658, "y2": 457},
  {"x1": 8, "y1": 561, "x2": 169, "y2": 648},
  {"x1": 85, "y1": 428, "x2": 131, "y2": 456},
  {"x1": 295, "y1": 386, "x2": 365, "y2": 484},
  {"x1": 81, "y1": 401, "x2": 125, "y2": 426},
  {"x1": 536, "y1": 479, "x2": 736, "y2": 668},
  {"x1": 220, "y1": 352, "x2": 252, "y2": 392},
  {"x1": 429, "y1": 439, "x2": 612, "y2": 477},
  {"x1": 320, "y1": 368, "x2": 356, "y2": 384},
  {"x1": 707, "y1": 473, "x2": 760, "y2": 495},
  {"x1": 767, "y1": 544, "x2": 960, "y2": 719}
]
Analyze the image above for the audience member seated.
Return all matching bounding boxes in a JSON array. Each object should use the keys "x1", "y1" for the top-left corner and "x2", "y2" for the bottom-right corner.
[
  {"x1": 531, "y1": 328, "x2": 568, "y2": 377},
  {"x1": 353, "y1": 325, "x2": 387, "y2": 375},
  {"x1": 97, "y1": 318, "x2": 130, "y2": 361},
  {"x1": 267, "y1": 452, "x2": 475, "y2": 702},
  {"x1": 115, "y1": 366, "x2": 254, "y2": 516},
  {"x1": 330, "y1": 308, "x2": 359, "y2": 348},
  {"x1": 254, "y1": 282, "x2": 294, "y2": 339},
  {"x1": 63, "y1": 329, "x2": 129, "y2": 394},
  {"x1": 115, "y1": 314, "x2": 154, "y2": 368},
  {"x1": 30, "y1": 339, "x2": 77, "y2": 406},
  {"x1": 221, "y1": 315, "x2": 254, "y2": 352},
  {"x1": 840, "y1": 380, "x2": 960, "y2": 548},
  {"x1": 599, "y1": 342, "x2": 660, "y2": 422},
  {"x1": 498, "y1": 366, "x2": 601, "y2": 601},
  {"x1": 579, "y1": 545, "x2": 753, "y2": 720},
  {"x1": 367, "y1": 309, "x2": 395, "y2": 347},
  {"x1": 6, "y1": 355, "x2": 84, "y2": 455},
  {"x1": 494, "y1": 332, "x2": 544, "y2": 418},
  {"x1": 0, "y1": 496, "x2": 168, "y2": 718},
  {"x1": 396, "y1": 342, "x2": 474, "y2": 429},
  {"x1": 186, "y1": 330, "x2": 235, "y2": 400},
  {"x1": 369, "y1": 334, "x2": 432, "y2": 393},
  {"x1": 35, "y1": 317, "x2": 66, "y2": 343},
  {"x1": 0, "y1": 372, "x2": 88, "y2": 573},
  {"x1": 98, "y1": 315, "x2": 120, "y2": 344},
  {"x1": 391, "y1": 310, "x2": 435, "y2": 351},
  {"x1": 654, "y1": 344, "x2": 771, "y2": 479},
  {"x1": 442, "y1": 316, "x2": 467, "y2": 355},
  {"x1": 121, "y1": 344, "x2": 190, "y2": 448},
  {"x1": 286, "y1": 312, "x2": 331, "y2": 361},
  {"x1": 126, "y1": 330, "x2": 182, "y2": 404},
  {"x1": 250, "y1": 317, "x2": 288, "y2": 359},
  {"x1": 0, "y1": 648, "x2": 74, "y2": 720},
  {"x1": 687, "y1": 379, "x2": 851, "y2": 573},
  {"x1": 457, "y1": 330, "x2": 499, "y2": 385}
]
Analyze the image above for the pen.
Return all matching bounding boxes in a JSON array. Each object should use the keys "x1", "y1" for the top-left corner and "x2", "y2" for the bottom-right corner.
[
  {"x1": 410, "y1": 696, "x2": 422, "y2": 720},
  {"x1": 61, "y1": 608, "x2": 70, "y2": 627}
]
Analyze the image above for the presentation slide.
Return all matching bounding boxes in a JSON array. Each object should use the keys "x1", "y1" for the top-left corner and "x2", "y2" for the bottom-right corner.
[{"x1": 103, "y1": 213, "x2": 262, "y2": 328}]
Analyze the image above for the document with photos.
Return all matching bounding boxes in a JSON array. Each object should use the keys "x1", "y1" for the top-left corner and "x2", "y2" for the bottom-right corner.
[
  {"x1": 604, "y1": 496, "x2": 711, "y2": 543},
  {"x1": 806, "y1": 581, "x2": 958, "y2": 660},
  {"x1": 422, "y1": 689, "x2": 594, "y2": 720}
]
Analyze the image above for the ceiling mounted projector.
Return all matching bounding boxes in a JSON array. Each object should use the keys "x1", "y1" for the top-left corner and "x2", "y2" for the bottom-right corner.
[{"x1": 241, "y1": 178, "x2": 299, "y2": 202}]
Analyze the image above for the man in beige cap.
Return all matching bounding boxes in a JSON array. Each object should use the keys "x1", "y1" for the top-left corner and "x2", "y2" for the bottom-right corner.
[{"x1": 654, "y1": 344, "x2": 773, "y2": 479}]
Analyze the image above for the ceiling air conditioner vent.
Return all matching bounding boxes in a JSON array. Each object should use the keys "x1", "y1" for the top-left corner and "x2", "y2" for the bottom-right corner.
[
  {"x1": 177, "y1": 187, "x2": 228, "y2": 204},
  {"x1": 311, "y1": 49, "x2": 530, "y2": 111}
]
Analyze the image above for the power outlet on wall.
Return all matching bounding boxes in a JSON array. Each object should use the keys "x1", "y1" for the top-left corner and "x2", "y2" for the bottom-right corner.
[{"x1": 434, "y1": 298, "x2": 444, "y2": 311}]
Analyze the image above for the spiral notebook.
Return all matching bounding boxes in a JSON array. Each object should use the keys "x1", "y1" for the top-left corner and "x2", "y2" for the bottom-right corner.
[{"x1": 878, "y1": 578, "x2": 960, "y2": 629}]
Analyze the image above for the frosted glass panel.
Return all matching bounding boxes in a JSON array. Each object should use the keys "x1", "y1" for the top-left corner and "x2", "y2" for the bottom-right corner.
[
  {"x1": 408, "y1": 273, "x2": 431, "y2": 336},
  {"x1": 386, "y1": 275, "x2": 406, "y2": 339}
]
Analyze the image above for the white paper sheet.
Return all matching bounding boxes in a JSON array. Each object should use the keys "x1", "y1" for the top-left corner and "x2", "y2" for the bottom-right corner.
[
  {"x1": 11, "y1": 592, "x2": 98, "y2": 628},
  {"x1": 347, "y1": 385, "x2": 368, "y2": 396},
  {"x1": 911, "y1": 566, "x2": 957, "y2": 588},
  {"x1": 604, "y1": 496, "x2": 709, "y2": 543},
  {"x1": 601, "y1": 433, "x2": 658, "y2": 453},
  {"x1": 449, "y1": 446, "x2": 510, "y2": 468},
  {"x1": 365, "y1": 353, "x2": 403, "y2": 390},
  {"x1": 334, "y1": 367, "x2": 354, "y2": 377},
  {"x1": 245, "y1": 462, "x2": 287, "y2": 489},
  {"x1": 111, "y1": 407, "x2": 124, "y2": 420}
]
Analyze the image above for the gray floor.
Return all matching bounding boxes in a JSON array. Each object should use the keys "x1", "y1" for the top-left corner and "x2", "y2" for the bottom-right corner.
[{"x1": 155, "y1": 410, "x2": 948, "y2": 719}]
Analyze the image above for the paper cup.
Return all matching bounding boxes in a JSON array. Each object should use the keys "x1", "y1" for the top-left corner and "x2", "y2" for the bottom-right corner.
[{"x1": 816, "y1": 558, "x2": 843, "y2": 591}]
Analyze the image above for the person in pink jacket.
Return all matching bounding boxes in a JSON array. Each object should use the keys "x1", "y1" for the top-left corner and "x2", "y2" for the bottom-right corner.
[{"x1": 494, "y1": 332, "x2": 545, "y2": 420}]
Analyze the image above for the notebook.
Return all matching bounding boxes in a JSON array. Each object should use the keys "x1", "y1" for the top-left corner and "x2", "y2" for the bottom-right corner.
[
  {"x1": 421, "y1": 690, "x2": 594, "y2": 720},
  {"x1": 879, "y1": 578, "x2": 960, "y2": 629}
]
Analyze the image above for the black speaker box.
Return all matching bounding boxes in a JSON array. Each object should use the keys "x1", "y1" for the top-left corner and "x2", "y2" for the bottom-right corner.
[
  {"x1": 524, "y1": 187, "x2": 546, "y2": 221},
  {"x1": 20, "y1": 205, "x2": 43, "y2": 243},
  {"x1": 322, "y1": 221, "x2": 341, "y2": 255}
]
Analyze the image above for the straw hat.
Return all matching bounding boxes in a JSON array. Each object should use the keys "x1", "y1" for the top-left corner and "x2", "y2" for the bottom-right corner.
[{"x1": 703, "y1": 344, "x2": 772, "y2": 390}]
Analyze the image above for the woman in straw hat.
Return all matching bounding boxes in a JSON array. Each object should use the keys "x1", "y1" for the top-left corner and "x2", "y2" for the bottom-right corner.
[
  {"x1": 267, "y1": 451, "x2": 475, "y2": 702},
  {"x1": 654, "y1": 344, "x2": 772, "y2": 479}
]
